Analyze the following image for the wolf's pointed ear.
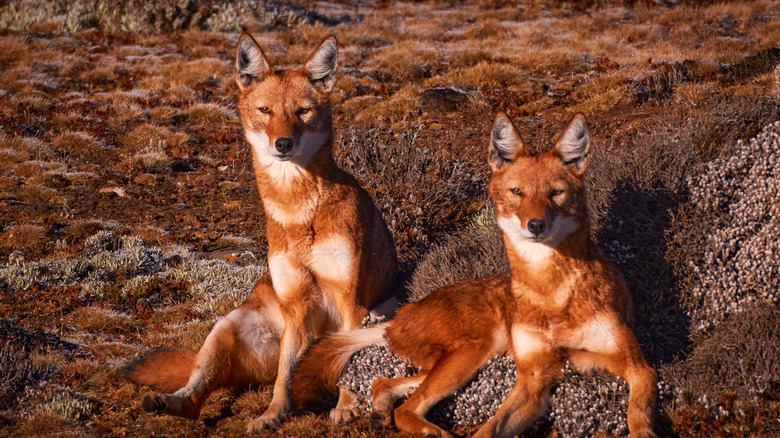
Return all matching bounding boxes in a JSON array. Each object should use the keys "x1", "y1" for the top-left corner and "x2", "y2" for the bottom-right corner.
[
  {"x1": 236, "y1": 33, "x2": 271, "y2": 91},
  {"x1": 489, "y1": 112, "x2": 526, "y2": 172},
  {"x1": 554, "y1": 113, "x2": 590, "y2": 175},
  {"x1": 303, "y1": 35, "x2": 338, "y2": 93}
]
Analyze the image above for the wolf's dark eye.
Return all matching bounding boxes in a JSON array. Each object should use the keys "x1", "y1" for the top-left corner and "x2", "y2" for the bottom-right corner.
[
  {"x1": 510, "y1": 187, "x2": 523, "y2": 196},
  {"x1": 551, "y1": 189, "x2": 564, "y2": 197},
  {"x1": 298, "y1": 107, "x2": 311, "y2": 115},
  {"x1": 259, "y1": 106, "x2": 271, "y2": 114}
]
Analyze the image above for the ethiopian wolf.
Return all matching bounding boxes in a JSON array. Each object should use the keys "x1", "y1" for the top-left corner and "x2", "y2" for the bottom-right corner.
[
  {"x1": 293, "y1": 113, "x2": 657, "y2": 437},
  {"x1": 126, "y1": 34, "x2": 398, "y2": 433}
]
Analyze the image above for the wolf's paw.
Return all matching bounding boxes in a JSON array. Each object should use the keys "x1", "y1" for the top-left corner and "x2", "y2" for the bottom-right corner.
[
  {"x1": 141, "y1": 392, "x2": 168, "y2": 414},
  {"x1": 370, "y1": 410, "x2": 392, "y2": 430},
  {"x1": 246, "y1": 411, "x2": 285, "y2": 434},
  {"x1": 329, "y1": 406, "x2": 360, "y2": 424}
]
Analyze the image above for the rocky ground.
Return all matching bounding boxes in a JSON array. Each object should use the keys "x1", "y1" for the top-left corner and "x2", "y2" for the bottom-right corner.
[{"x1": 1, "y1": 0, "x2": 780, "y2": 436}]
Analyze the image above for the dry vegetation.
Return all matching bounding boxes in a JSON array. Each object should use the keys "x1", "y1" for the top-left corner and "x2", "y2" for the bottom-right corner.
[{"x1": 1, "y1": 0, "x2": 779, "y2": 436}]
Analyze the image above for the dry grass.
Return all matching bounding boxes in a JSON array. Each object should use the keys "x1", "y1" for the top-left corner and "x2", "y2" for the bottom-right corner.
[
  {"x1": 18, "y1": 184, "x2": 61, "y2": 204},
  {"x1": 121, "y1": 142, "x2": 172, "y2": 173},
  {"x1": 117, "y1": 123, "x2": 188, "y2": 151},
  {"x1": 186, "y1": 103, "x2": 239, "y2": 125},
  {"x1": 0, "y1": 224, "x2": 48, "y2": 253},
  {"x1": 425, "y1": 62, "x2": 525, "y2": 91},
  {"x1": 0, "y1": 146, "x2": 25, "y2": 164},
  {"x1": 142, "y1": 320, "x2": 213, "y2": 351},
  {"x1": 158, "y1": 58, "x2": 229, "y2": 88},
  {"x1": 129, "y1": 225, "x2": 169, "y2": 246},
  {"x1": 569, "y1": 72, "x2": 635, "y2": 113},
  {"x1": 109, "y1": 101, "x2": 145, "y2": 126},
  {"x1": 149, "y1": 105, "x2": 184, "y2": 122},
  {"x1": 664, "y1": 305, "x2": 780, "y2": 402},
  {"x1": 51, "y1": 131, "x2": 102, "y2": 157},
  {"x1": 369, "y1": 41, "x2": 445, "y2": 79},
  {"x1": 0, "y1": 35, "x2": 28, "y2": 68},
  {"x1": 674, "y1": 83, "x2": 714, "y2": 106},
  {"x1": 0, "y1": 137, "x2": 52, "y2": 160},
  {"x1": 15, "y1": 412, "x2": 65, "y2": 436},
  {"x1": 354, "y1": 84, "x2": 420, "y2": 124},
  {"x1": 67, "y1": 306, "x2": 133, "y2": 332},
  {"x1": 407, "y1": 217, "x2": 508, "y2": 303}
]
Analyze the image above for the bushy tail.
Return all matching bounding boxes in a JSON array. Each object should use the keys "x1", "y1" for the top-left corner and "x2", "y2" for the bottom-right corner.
[
  {"x1": 291, "y1": 324, "x2": 388, "y2": 412},
  {"x1": 123, "y1": 348, "x2": 196, "y2": 394}
]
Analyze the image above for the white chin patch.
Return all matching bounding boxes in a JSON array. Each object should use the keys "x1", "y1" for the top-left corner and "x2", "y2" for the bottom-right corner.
[
  {"x1": 245, "y1": 129, "x2": 273, "y2": 161},
  {"x1": 497, "y1": 214, "x2": 580, "y2": 264},
  {"x1": 497, "y1": 215, "x2": 554, "y2": 264},
  {"x1": 245, "y1": 129, "x2": 327, "y2": 186}
]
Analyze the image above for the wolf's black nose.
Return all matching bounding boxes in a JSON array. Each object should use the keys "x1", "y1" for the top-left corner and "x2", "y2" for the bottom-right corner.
[
  {"x1": 275, "y1": 137, "x2": 294, "y2": 154},
  {"x1": 528, "y1": 219, "x2": 547, "y2": 237}
]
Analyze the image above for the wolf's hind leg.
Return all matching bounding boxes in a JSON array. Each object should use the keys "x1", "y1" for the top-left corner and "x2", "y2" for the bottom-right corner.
[
  {"x1": 369, "y1": 373, "x2": 428, "y2": 429},
  {"x1": 143, "y1": 304, "x2": 282, "y2": 419},
  {"x1": 392, "y1": 347, "x2": 495, "y2": 438},
  {"x1": 328, "y1": 388, "x2": 361, "y2": 423},
  {"x1": 568, "y1": 328, "x2": 657, "y2": 438},
  {"x1": 473, "y1": 351, "x2": 562, "y2": 438}
]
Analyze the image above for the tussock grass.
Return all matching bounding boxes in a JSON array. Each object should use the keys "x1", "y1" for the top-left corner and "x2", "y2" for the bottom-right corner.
[
  {"x1": 109, "y1": 101, "x2": 146, "y2": 126},
  {"x1": 165, "y1": 83, "x2": 198, "y2": 101},
  {"x1": 51, "y1": 131, "x2": 103, "y2": 157},
  {"x1": 0, "y1": 346, "x2": 56, "y2": 410},
  {"x1": 0, "y1": 67, "x2": 29, "y2": 93},
  {"x1": 15, "y1": 412, "x2": 65, "y2": 435},
  {"x1": 186, "y1": 103, "x2": 239, "y2": 125},
  {"x1": 369, "y1": 41, "x2": 444, "y2": 79},
  {"x1": 149, "y1": 105, "x2": 184, "y2": 122},
  {"x1": 117, "y1": 124, "x2": 188, "y2": 151},
  {"x1": 461, "y1": 18, "x2": 513, "y2": 41},
  {"x1": 674, "y1": 83, "x2": 715, "y2": 106},
  {"x1": 0, "y1": 224, "x2": 48, "y2": 253},
  {"x1": 143, "y1": 320, "x2": 213, "y2": 351},
  {"x1": 0, "y1": 147, "x2": 25, "y2": 164},
  {"x1": 0, "y1": 35, "x2": 28, "y2": 68},
  {"x1": 159, "y1": 58, "x2": 228, "y2": 88},
  {"x1": 67, "y1": 306, "x2": 133, "y2": 333},
  {"x1": 90, "y1": 342, "x2": 139, "y2": 360},
  {"x1": 424, "y1": 62, "x2": 524, "y2": 91},
  {"x1": 569, "y1": 72, "x2": 635, "y2": 114},
  {"x1": 121, "y1": 141, "x2": 171, "y2": 173},
  {"x1": 129, "y1": 225, "x2": 169, "y2": 246},
  {"x1": 57, "y1": 358, "x2": 117, "y2": 391},
  {"x1": 408, "y1": 214, "x2": 507, "y2": 303},
  {"x1": 18, "y1": 184, "x2": 61, "y2": 204},
  {"x1": 665, "y1": 305, "x2": 780, "y2": 402},
  {"x1": 354, "y1": 84, "x2": 419, "y2": 124},
  {"x1": 136, "y1": 75, "x2": 170, "y2": 93},
  {"x1": 48, "y1": 110, "x2": 80, "y2": 130}
]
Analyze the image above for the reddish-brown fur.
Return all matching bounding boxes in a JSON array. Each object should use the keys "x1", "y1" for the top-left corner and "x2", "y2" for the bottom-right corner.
[
  {"x1": 124, "y1": 349, "x2": 196, "y2": 394},
  {"x1": 293, "y1": 112, "x2": 656, "y2": 438},
  {"x1": 124, "y1": 34, "x2": 398, "y2": 432}
]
